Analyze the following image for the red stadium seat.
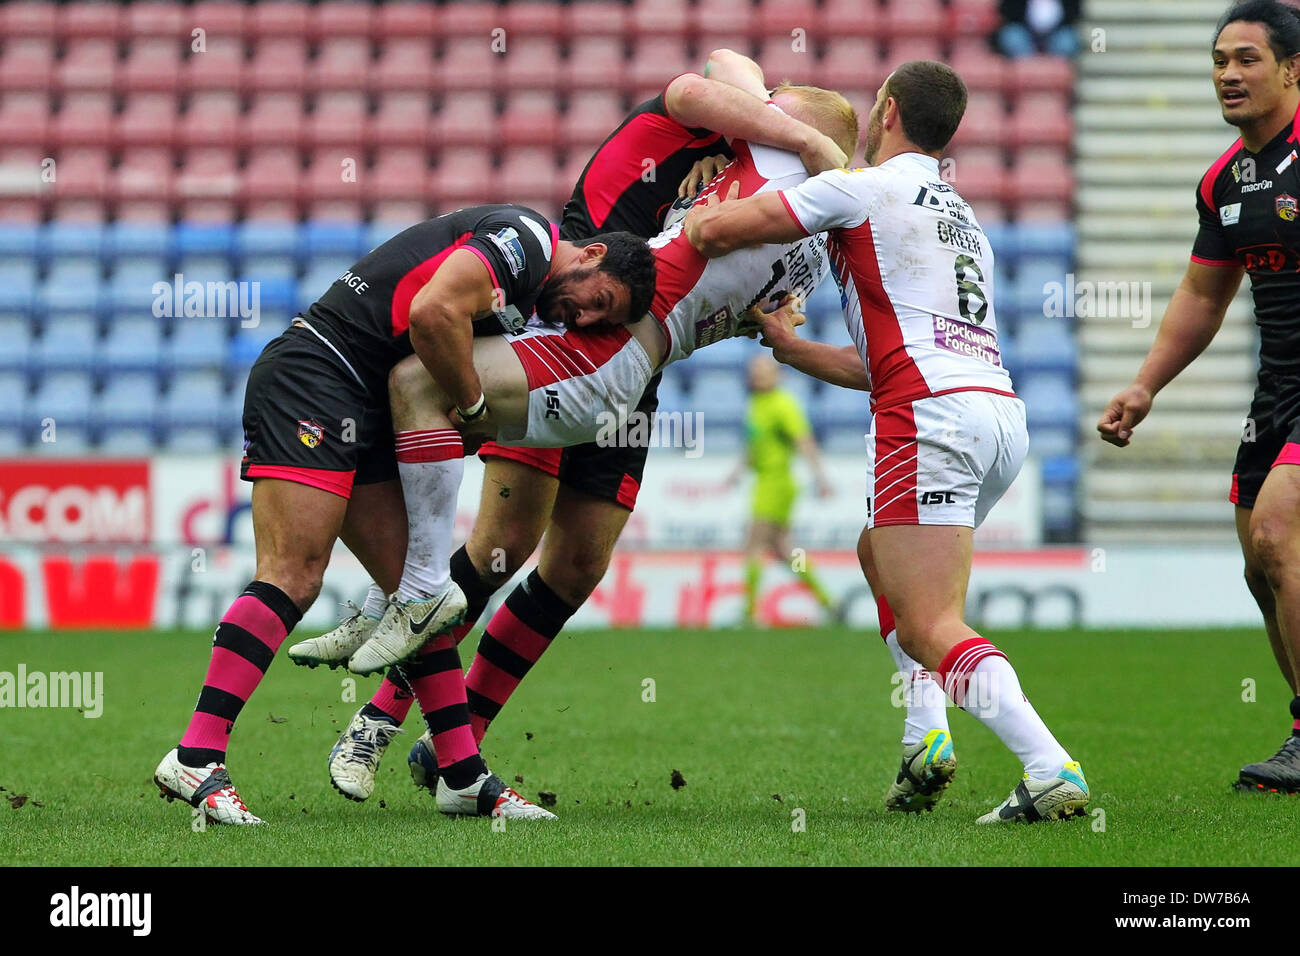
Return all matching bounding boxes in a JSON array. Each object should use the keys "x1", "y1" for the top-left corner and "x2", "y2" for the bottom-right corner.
[
  {"x1": 249, "y1": 2, "x2": 310, "y2": 38},
  {"x1": 430, "y1": 91, "x2": 498, "y2": 149},
  {"x1": 242, "y1": 92, "x2": 306, "y2": 148},
  {"x1": 500, "y1": 148, "x2": 561, "y2": 201},
  {"x1": 310, "y1": 37, "x2": 373, "y2": 91},
  {"x1": 372, "y1": 199, "x2": 428, "y2": 224},
  {"x1": 51, "y1": 148, "x2": 110, "y2": 202},
  {"x1": 115, "y1": 147, "x2": 174, "y2": 203},
  {"x1": 941, "y1": 146, "x2": 1005, "y2": 203},
  {"x1": 304, "y1": 148, "x2": 366, "y2": 202},
  {"x1": 369, "y1": 92, "x2": 434, "y2": 149},
  {"x1": 309, "y1": 1, "x2": 375, "y2": 42},
  {"x1": 627, "y1": 38, "x2": 696, "y2": 97},
  {"x1": 1006, "y1": 147, "x2": 1073, "y2": 203},
  {"x1": 948, "y1": 91, "x2": 1006, "y2": 148},
  {"x1": 949, "y1": 0, "x2": 1002, "y2": 36},
  {"x1": 178, "y1": 91, "x2": 239, "y2": 148},
  {"x1": 563, "y1": 37, "x2": 628, "y2": 92},
  {"x1": 373, "y1": 38, "x2": 437, "y2": 91},
  {"x1": 754, "y1": 36, "x2": 818, "y2": 86},
  {"x1": 561, "y1": 2, "x2": 628, "y2": 38},
  {"x1": 242, "y1": 147, "x2": 302, "y2": 202},
  {"x1": 695, "y1": 35, "x2": 754, "y2": 61},
  {"x1": 694, "y1": 0, "x2": 756, "y2": 39},
  {"x1": 816, "y1": 37, "x2": 886, "y2": 96},
  {"x1": 429, "y1": 148, "x2": 495, "y2": 205},
  {"x1": 49, "y1": 92, "x2": 114, "y2": 148},
  {"x1": 821, "y1": 0, "x2": 878, "y2": 39},
  {"x1": 181, "y1": 198, "x2": 240, "y2": 222},
  {"x1": 2, "y1": 3, "x2": 57, "y2": 39},
  {"x1": 307, "y1": 91, "x2": 368, "y2": 148},
  {"x1": 437, "y1": 3, "x2": 503, "y2": 39},
  {"x1": 366, "y1": 148, "x2": 430, "y2": 203},
  {"x1": 184, "y1": 37, "x2": 245, "y2": 92},
  {"x1": 375, "y1": 3, "x2": 436, "y2": 39},
  {"x1": 501, "y1": 3, "x2": 566, "y2": 40},
  {"x1": 881, "y1": 0, "x2": 949, "y2": 40},
  {"x1": 118, "y1": 92, "x2": 181, "y2": 148},
  {"x1": 120, "y1": 38, "x2": 184, "y2": 93},
  {"x1": 882, "y1": 37, "x2": 946, "y2": 64},
  {"x1": 0, "y1": 39, "x2": 56, "y2": 92},
  {"x1": 753, "y1": 0, "x2": 819, "y2": 42},
  {"x1": 176, "y1": 147, "x2": 241, "y2": 203},
  {"x1": 59, "y1": 3, "x2": 123, "y2": 40},
  {"x1": 437, "y1": 37, "x2": 509, "y2": 94},
  {"x1": 57, "y1": 38, "x2": 118, "y2": 92},
  {"x1": 500, "y1": 37, "x2": 564, "y2": 92},
  {"x1": 500, "y1": 91, "x2": 561, "y2": 148},
  {"x1": 113, "y1": 198, "x2": 170, "y2": 222},
  {"x1": 248, "y1": 38, "x2": 309, "y2": 92},
  {"x1": 123, "y1": 0, "x2": 186, "y2": 39},
  {"x1": 52, "y1": 198, "x2": 112, "y2": 222},
  {"x1": 188, "y1": 2, "x2": 248, "y2": 38},
  {"x1": 949, "y1": 36, "x2": 1007, "y2": 94},
  {"x1": 560, "y1": 91, "x2": 626, "y2": 153},
  {"x1": 557, "y1": 150, "x2": 590, "y2": 195},
  {"x1": 0, "y1": 199, "x2": 43, "y2": 222},
  {"x1": 1007, "y1": 56, "x2": 1075, "y2": 95},
  {"x1": 0, "y1": 94, "x2": 51, "y2": 150},
  {"x1": 1006, "y1": 92, "x2": 1072, "y2": 148},
  {"x1": 630, "y1": 0, "x2": 690, "y2": 39}
]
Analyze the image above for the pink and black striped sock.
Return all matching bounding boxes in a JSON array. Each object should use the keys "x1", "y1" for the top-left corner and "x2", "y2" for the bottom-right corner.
[
  {"x1": 466, "y1": 570, "x2": 577, "y2": 745},
  {"x1": 401, "y1": 633, "x2": 486, "y2": 789},
  {"x1": 177, "y1": 581, "x2": 302, "y2": 767},
  {"x1": 1290, "y1": 695, "x2": 1300, "y2": 736},
  {"x1": 362, "y1": 546, "x2": 501, "y2": 725}
]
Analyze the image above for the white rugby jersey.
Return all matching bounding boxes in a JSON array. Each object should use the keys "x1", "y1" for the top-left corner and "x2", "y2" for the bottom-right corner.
[
  {"x1": 648, "y1": 137, "x2": 832, "y2": 366},
  {"x1": 780, "y1": 152, "x2": 1014, "y2": 410}
]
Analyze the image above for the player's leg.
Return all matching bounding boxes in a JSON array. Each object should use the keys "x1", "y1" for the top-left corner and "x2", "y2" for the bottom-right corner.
[
  {"x1": 743, "y1": 516, "x2": 777, "y2": 625},
  {"x1": 155, "y1": 477, "x2": 345, "y2": 824},
  {"x1": 860, "y1": 526, "x2": 955, "y2": 812},
  {"x1": 1239, "y1": 456, "x2": 1300, "y2": 793},
  {"x1": 351, "y1": 338, "x2": 531, "y2": 674},
  {"x1": 768, "y1": 516, "x2": 835, "y2": 616},
  {"x1": 1236, "y1": 506, "x2": 1294, "y2": 692}
]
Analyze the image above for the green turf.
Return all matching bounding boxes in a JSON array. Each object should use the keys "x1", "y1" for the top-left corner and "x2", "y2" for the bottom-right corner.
[{"x1": 1, "y1": 626, "x2": 1297, "y2": 866}]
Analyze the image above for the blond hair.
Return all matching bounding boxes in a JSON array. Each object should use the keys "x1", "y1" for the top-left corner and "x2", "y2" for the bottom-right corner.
[{"x1": 770, "y1": 82, "x2": 860, "y2": 162}]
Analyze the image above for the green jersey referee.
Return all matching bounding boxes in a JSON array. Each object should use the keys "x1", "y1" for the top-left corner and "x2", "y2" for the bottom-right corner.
[{"x1": 734, "y1": 355, "x2": 835, "y2": 624}]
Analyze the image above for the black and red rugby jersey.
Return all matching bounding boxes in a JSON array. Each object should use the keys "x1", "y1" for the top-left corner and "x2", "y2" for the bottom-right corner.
[
  {"x1": 1193, "y1": 101, "x2": 1300, "y2": 375},
  {"x1": 300, "y1": 203, "x2": 559, "y2": 395},
  {"x1": 559, "y1": 84, "x2": 734, "y2": 242}
]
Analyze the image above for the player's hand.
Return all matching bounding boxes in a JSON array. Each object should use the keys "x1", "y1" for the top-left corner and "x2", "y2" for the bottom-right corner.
[
  {"x1": 448, "y1": 404, "x2": 495, "y2": 449},
  {"x1": 815, "y1": 476, "x2": 833, "y2": 498},
  {"x1": 743, "y1": 294, "x2": 805, "y2": 351},
  {"x1": 800, "y1": 131, "x2": 848, "y2": 176},
  {"x1": 678, "y1": 153, "x2": 731, "y2": 198},
  {"x1": 683, "y1": 179, "x2": 741, "y2": 251},
  {"x1": 1097, "y1": 384, "x2": 1153, "y2": 447}
]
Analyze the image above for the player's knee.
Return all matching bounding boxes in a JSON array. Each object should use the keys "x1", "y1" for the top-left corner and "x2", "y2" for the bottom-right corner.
[
  {"x1": 467, "y1": 528, "x2": 535, "y2": 588},
  {"x1": 253, "y1": 563, "x2": 324, "y2": 613},
  {"x1": 1249, "y1": 515, "x2": 1292, "y2": 581},
  {"x1": 543, "y1": 547, "x2": 611, "y2": 605}
]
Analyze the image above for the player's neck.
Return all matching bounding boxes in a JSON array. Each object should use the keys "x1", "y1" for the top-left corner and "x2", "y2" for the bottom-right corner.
[
  {"x1": 1240, "y1": 93, "x2": 1300, "y2": 153},
  {"x1": 870, "y1": 143, "x2": 942, "y2": 167}
]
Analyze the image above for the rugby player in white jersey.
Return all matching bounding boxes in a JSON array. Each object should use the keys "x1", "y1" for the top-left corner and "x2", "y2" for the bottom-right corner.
[{"x1": 686, "y1": 61, "x2": 1089, "y2": 824}]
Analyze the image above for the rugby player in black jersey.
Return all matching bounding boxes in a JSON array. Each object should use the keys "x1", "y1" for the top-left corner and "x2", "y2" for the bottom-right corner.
[
  {"x1": 1100, "y1": 0, "x2": 1300, "y2": 793},
  {"x1": 295, "y1": 57, "x2": 853, "y2": 806},
  {"x1": 152, "y1": 204, "x2": 655, "y2": 824}
]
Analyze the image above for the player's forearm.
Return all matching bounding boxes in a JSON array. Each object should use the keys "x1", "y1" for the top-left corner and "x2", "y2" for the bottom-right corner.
[
  {"x1": 1131, "y1": 283, "x2": 1227, "y2": 397},
  {"x1": 771, "y1": 340, "x2": 869, "y2": 391},
  {"x1": 409, "y1": 310, "x2": 483, "y2": 412},
  {"x1": 666, "y1": 73, "x2": 820, "y2": 158}
]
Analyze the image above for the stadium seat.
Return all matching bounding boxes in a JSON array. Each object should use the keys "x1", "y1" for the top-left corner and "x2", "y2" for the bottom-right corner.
[
  {"x1": 1013, "y1": 319, "x2": 1076, "y2": 375},
  {"x1": 883, "y1": 36, "x2": 946, "y2": 63},
  {"x1": 818, "y1": 38, "x2": 886, "y2": 99},
  {"x1": 99, "y1": 318, "x2": 164, "y2": 375},
  {"x1": 241, "y1": 148, "x2": 302, "y2": 204},
  {"x1": 0, "y1": 263, "x2": 38, "y2": 315},
  {"x1": 369, "y1": 92, "x2": 433, "y2": 149},
  {"x1": 184, "y1": 36, "x2": 245, "y2": 92},
  {"x1": 50, "y1": 94, "x2": 114, "y2": 148},
  {"x1": 500, "y1": 37, "x2": 563, "y2": 92},
  {"x1": 307, "y1": 91, "x2": 367, "y2": 148},
  {"x1": 437, "y1": 38, "x2": 501, "y2": 94},
  {"x1": 176, "y1": 149, "x2": 241, "y2": 208},
  {"x1": 689, "y1": 370, "x2": 748, "y2": 427},
  {"x1": 2, "y1": 2, "x2": 57, "y2": 39},
  {"x1": 166, "y1": 318, "x2": 229, "y2": 371},
  {"x1": 249, "y1": 37, "x2": 309, "y2": 92},
  {"x1": 430, "y1": 147, "x2": 494, "y2": 205},
  {"x1": 560, "y1": 91, "x2": 626, "y2": 153},
  {"x1": 949, "y1": 0, "x2": 1001, "y2": 35},
  {"x1": 0, "y1": 39, "x2": 57, "y2": 92},
  {"x1": 98, "y1": 425, "x2": 158, "y2": 454},
  {"x1": 695, "y1": 0, "x2": 755, "y2": 38},
  {"x1": 364, "y1": 220, "x2": 406, "y2": 252},
  {"x1": 34, "y1": 318, "x2": 99, "y2": 373},
  {"x1": 881, "y1": 0, "x2": 948, "y2": 39},
  {"x1": 178, "y1": 91, "x2": 240, "y2": 148},
  {"x1": 40, "y1": 259, "x2": 103, "y2": 316},
  {"x1": 690, "y1": 335, "x2": 755, "y2": 374},
  {"x1": 823, "y1": 426, "x2": 868, "y2": 454},
  {"x1": 754, "y1": 37, "x2": 818, "y2": 86},
  {"x1": 366, "y1": 149, "x2": 431, "y2": 203},
  {"x1": 431, "y1": 92, "x2": 498, "y2": 149},
  {"x1": 822, "y1": 0, "x2": 879, "y2": 39},
  {"x1": 499, "y1": 149, "x2": 561, "y2": 202},
  {"x1": 501, "y1": 2, "x2": 566, "y2": 40},
  {"x1": 117, "y1": 92, "x2": 180, "y2": 148},
  {"x1": 123, "y1": 0, "x2": 186, "y2": 39},
  {"x1": 228, "y1": 319, "x2": 284, "y2": 372},
  {"x1": 114, "y1": 147, "x2": 175, "y2": 205},
  {"x1": 435, "y1": 3, "x2": 500, "y2": 38},
  {"x1": 174, "y1": 221, "x2": 235, "y2": 258},
  {"x1": 375, "y1": 2, "x2": 436, "y2": 39},
  {"x1": 949, "y1": 36, "x2": 1007, "y2": 93},
  {"x1": 949, "y1": 92, "x2": 1006, "y2": 148},
  {"x1": 309, "y1": 1, "x2": 374, "y2": 42},
  {"x1": 103, "y1": 260, "x2": 168, "y2": 319},
  {"x1": 631, "y1": 0, "x2": 690, "y2": 38},
  {"x1": 943, "y1": 147, "x2": 1005, "y2": 203},
  {"x1": 302, "y1": 221, "x2": 366, "y2": 260},
  {"x1": 752, "y1": 0, "x2": 818, "y2": 40},
  {"x1": 561, "y1": 1, "x2": 627, "y2": 38},
  {"x1": 49, "y1": 148, "x2": 113, "y2": 202},
  {"x1": 628, "y1": 39, "x2": 696, "y2": 96},
  {"x1": 1007, "y1": 56, "x2": 1074, "y2": 96},
  {"x1": 563, "y1": 37, "x2": 627, "y2": 91},
  {"x1": 311, "y1": 38, "x2": 374, "y2": 94},
  {"x1": 242, "y1": 92, "x2": 306, "y2": 148},
  {"x1": 500, "y1": 91, "x2": 561, "y2": 148},
  {"x1": 32, "y1": 371, "x2": 94, "y2": 425},
  {"x1": 104, "y1": 221, "x2": 171, "y2": 261},
  {"x1": 92, "y1": 372, "x2": 160, "y2": 432},
  {"x1": 234, "y1": 219, "x2": 300, "y2": 263},
  {"x1": 1007, "y1": 92, "x2": 1072, "y2": 149},
  {"x1": 188, "y1": 2, "x2": 247, "y2": 38},
  {"x1": 815, "y1": 381, "x2": 870, "y2": 430},
  {"x1": 119, "y1": 37, "x2": 183, "y2": 93},
  {"x1": 0, "y1": 93, "x2": 51, "y2": 149},
  {"x1": 162, "y1": 370, "x2": 225, "y2": 430},
  {"x1": 249, "y1": 1, "x2": 310, "y2": 39},
  {"x1": 57, "y1": 37, "x2": 118, "y2": 91},
  {"x1": 373, "y1": 38, "x2": 437, "y2": 91},
  {"x1": 42, "y1": 221, "x2": 104, "y2": 259},
  {"x1": 1019, "y1": 373, "x2": 1076, "y2": 430},
  {"x1": 0, "y1": 374, "x2": 28, "y2": 432},
  {"x1": 1007, "y1": 151, "x2": 1074, "y2": 204}
]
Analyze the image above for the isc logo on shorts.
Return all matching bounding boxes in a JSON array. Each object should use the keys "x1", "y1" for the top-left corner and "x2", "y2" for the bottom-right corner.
[
  {"x1": 544, "y1": 388, "x2": 560, "y2": 420},
  {"x1": 919, "y1": 491, "x2": 957, "y2": 505},
  {"x1": 297, "y1": 419, "x2": 324, "y2": 448}
]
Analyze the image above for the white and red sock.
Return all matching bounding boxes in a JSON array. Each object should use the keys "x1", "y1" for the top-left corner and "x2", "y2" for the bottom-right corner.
[
  {"x1": 394, "y1": 428, "x2": 464, "y2": 602},
  {"x1": 878, "y1": 596, "x2": 948, "y2": 746}
]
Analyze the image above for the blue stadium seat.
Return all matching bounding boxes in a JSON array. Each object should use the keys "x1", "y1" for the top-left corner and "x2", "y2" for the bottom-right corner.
[
  {"x1": 822, "y1": 425, "x2": 868, "y2": 454},
  {"x1": 104, "y1": 260, "x2": 170, "y2": 318},
  {"x1": 364, "y1": 220, "x2": 407, "y2": 252},
  {"x1": 0, "y1": 262, "x2": 38, "y2": 313},
  {"x1": 1010, "y1": 258, "x2": 1068, "y2": 317},
  {"x1": 1019, "y1": 373, "x2": 1076, "y2": 430},
  {"x1": 1027, "y1": 423, "x2": 1075, "y2": 461},
  {"x1": 297, "y1": 259, "x2": 353, "y2": 310},
  {"x1": 99, "y1": 317, "x2": 164, "y2": 374},
  {"x1": 165, "y1": 427, "x2": 224, "y2": 453},
  {"x1": 33, "y1": 316, "x2": 98, "y2": 372},
  {"x1": 40, "y1": 259, "x2": 103, "y2": 315},
  {"x1": 91, "y1": 372, "x2": 159, "y2": 433},
  {"x1": 41, "y1": 221, "x2": 105, "y2": 260},
  {"x1": 175, "y1": 222, "x2": 236, "y2": 258},
  {"x1": 983, "y1": 221, "x2": 1015, "y2": 261},
  {"x1": 302, "y1": 221, "x2": 366, "y2": 261},
  {"x1": 689, "y1": 370, "x2": 747, "y2": 427},
  {"x1": 162, "y1": 370, "x2": 224, "y2": 430},
  {"x1": 166, "y1": 318, "x2": 229, "y2": 371},
  {"x1": 654, "y1": 374, "x2": 690, "y2": 417},
  {"x1": 240, "y1": 273, "x2": 297, "y2": 318},
  {"x1": 98, "y1": 426, "x2": 158, "y2": 454},
  {"x1": 689, "y1": 335, "x2": 757, "y2": 373},
  {"x1": 32, "y1": 426, "x2": 92, "y2": 456},
  {"x1": 104, "y1": 221, "x2": 172, "y2": 262},
  {"x1": 235, "y1": 221, "x2": 300, "y2": 263},
  {"x1": 32, "y1": 371, "x2": 93, "y2": 428},
  {"x1": 228, "y1": 320, "x2": 284, "y2": 371},
  {"x1": 0, "y1": 318, "x2": 32, "y2": 372},
  {"x1": 1013, "y1": 319, "x2": 1075, "y2": 374},
  {"x1": 175, "y1": 254, "x2": 235, "y2": 285},
  {"x1": 0, "y1": 371, "x2": 28, "y2": 429},
  {"x1": 0, "y1": 426, "x2": 26, "y2": 454},
  {"x1": 1013, "y1": 222, "x2": 1074, "y2": 259},
  {"x1": 0, "y1": 224, "x2": 41, "y2": 262},
  {"x1": 221, "y1": 381, "x2": 245, "y2": 443},
  {"x1": 814, "y1": 380, "x2": 870, "y2": 431}
]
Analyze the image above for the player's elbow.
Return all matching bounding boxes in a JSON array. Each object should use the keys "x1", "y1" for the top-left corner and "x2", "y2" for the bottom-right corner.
[{"x1": 665, "y1": 72, "x2": 708, "y2": 124}]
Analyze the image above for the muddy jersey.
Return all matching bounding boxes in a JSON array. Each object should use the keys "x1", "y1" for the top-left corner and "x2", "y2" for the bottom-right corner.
[
  {"x1": 1192, "y1": 103, "x2": 1300, "y2": 376},
  {"x1": 299, "y1": 204, "x2": 560, "y2": 398},
  {"x1": 779, "y1": 153, "x2": 1014, "y2": 411},
  {"x1": 650, "y1": 138, "x2": 832, "y2": 365}
]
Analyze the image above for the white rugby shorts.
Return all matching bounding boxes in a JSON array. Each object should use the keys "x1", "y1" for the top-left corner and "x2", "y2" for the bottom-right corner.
[{"x1": 865, "y1": 389, "x2": 1027, "y2": 529}]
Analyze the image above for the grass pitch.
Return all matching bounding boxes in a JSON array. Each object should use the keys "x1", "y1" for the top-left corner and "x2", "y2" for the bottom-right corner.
[{"x1": 2, "y1": 626, "x2": 1298, "y2": 867}]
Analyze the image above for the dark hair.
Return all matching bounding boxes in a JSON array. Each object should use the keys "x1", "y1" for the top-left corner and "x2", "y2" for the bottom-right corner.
[
  {"x1": 885, "y1": 60, "x2": 968, "y2": 152},
  {"x1": 1215, "y1": 0, "x2": 1300, "y2": 63},
  {"x1": 574, "y1": 232, "x2": 657, "y2": 322}
]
